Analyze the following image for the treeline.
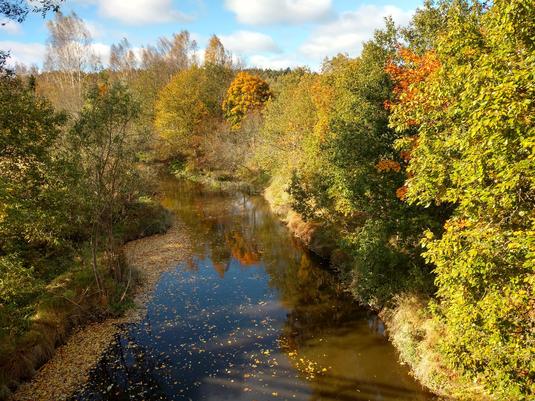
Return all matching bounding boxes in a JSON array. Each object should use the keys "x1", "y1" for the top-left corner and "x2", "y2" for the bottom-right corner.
[{"x1": 1, "y1": 0, "x2": 533, "y2": 399}]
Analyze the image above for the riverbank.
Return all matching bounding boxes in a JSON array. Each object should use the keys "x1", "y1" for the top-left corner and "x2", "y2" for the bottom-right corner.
[
  {"x1": 261, "y1": 182, "x2": 490, "y2": 401},
  {"x1": 8, "y1": 216, "x2": 193, "y2": 401}
]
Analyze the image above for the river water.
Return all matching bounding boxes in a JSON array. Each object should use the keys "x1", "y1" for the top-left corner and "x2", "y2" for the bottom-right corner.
[{"x1": 70, "y1": 176, "x2": 435, "y2": 401}]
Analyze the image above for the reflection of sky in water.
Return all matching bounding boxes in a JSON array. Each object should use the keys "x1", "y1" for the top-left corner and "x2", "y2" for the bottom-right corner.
[{"x1": 70, "y1": 177, "x2": 436, "y2": 401}]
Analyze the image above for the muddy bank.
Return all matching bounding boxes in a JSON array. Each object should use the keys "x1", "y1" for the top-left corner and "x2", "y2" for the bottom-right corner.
[{"x1": 11, "y1": 220, "x2": 193, "y2": 401}]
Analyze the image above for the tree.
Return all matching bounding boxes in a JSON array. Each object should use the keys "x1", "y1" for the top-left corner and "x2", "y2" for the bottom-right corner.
[
  {"x1": 140, "y1": 31, "x2": 197, "y2": 81},
  {"x1": 222, "y1": 71, "x2": 271, "y2": 129},
  {"x1": 130, "y1": 31, "x2": 198, "y2": 145},
  {"x1": 109, "y1": 38, "x2": 137, "y2": 77},
  {"x1": 204, "y1": 35, "x2": 231, "y2": 67},
  {"x1": 255, "y1": 69, "x2": 325, "y2": 199},
  {"x1": 70, "y1": 80, "x2": 145, "y2": 290},
  {"x1": 155, "y1": 66, "x2": 211, "y2": 160},
  {"x1": 388, "y1": 1, "x2": 534, "y2": 398},
  {"x1": 42, "y1": 11, "x2": 97, "y2": 112},
  {"x1": 0, "y1": 75, "x2": 75, "y2": 251},
  {"x1": 154, "y1": 65, "x2": 233, "y2": 163}
]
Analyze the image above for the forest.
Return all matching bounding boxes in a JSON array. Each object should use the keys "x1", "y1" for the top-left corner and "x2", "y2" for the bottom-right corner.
[{"x1": 0, "y1": 0, "x2": 533, "y2": 400}]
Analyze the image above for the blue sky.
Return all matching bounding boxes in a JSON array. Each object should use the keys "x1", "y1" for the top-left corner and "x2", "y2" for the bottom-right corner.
[{"x1": 0, "y1": 0, "x2": 423, "y2": 70}]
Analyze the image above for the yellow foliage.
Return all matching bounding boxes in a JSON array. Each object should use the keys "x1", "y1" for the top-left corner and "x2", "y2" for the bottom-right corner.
[
  {"x1": 155, "y1": 67, "x2": 210, "y2": 142},
  {"x1": 222, "y1": 72, "x2": 271, "y2": 130}
]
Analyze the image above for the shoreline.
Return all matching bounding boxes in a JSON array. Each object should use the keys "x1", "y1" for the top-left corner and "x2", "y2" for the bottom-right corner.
[
  {"x1": 11, "y1": 219, "x2": 193, "y2": 401},
  {"x1": 261, "y1": 184, "x2": 489, "y2": 401}
]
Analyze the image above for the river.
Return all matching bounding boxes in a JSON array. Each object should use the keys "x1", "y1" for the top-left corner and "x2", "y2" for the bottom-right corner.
[{"x1": 69, "y1": 175, "x2": 436, "y2": 401}]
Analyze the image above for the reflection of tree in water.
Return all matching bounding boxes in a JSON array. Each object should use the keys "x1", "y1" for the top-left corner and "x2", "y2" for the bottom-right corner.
[
  {"x1": 157, "y1": 174, "x2": 358, "y2": 344},
  {"x1": 151, "y1": 175, "x2": 432, "y2": 401},
  {"x1": 226, "y1": 230, "x2": 261, "y2": 266},
  {"x1": 69, "y1": 326, "x2": 170, "y2": 401},
  {"x1": 270, "y1": 252, "x2": 364, "y2": 348},
  {"x1": 159, "y1": 176, "x2": 261, "y2": 277}
]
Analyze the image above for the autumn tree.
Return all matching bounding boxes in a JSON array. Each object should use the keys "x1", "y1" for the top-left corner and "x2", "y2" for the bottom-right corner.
[
  {"x1": 204, "y1": 35, "x2": 231, "y2": 67},
  {"x1": 154, "y1": 65, "x2": 233, "y2": 164},
  {"x1": 387, "y1": 1, "x2": 534, "y2": 398},
  {"x1": 109, "y1": 38, "x2": 137, "y2": 77},
  {"x1": 42, "y1": 11, "x2": 97, "y2": 112},
  {"x1": 140, "y1": 31, "x2": 197, "y2": 80},
  {"x1": 254, "y1": 69, "x2": 326, "y2": 206},
  {"x1": 222, "y1": 71, "x2": 271, "y2": 129},
  {"x1": 70, "y1": 80, "x2": 146, "y2": 290},
  {"x1": 130, "y1": 30, "x2": 198, "y2": 141}
]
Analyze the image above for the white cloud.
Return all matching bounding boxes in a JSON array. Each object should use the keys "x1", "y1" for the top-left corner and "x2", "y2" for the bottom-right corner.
[
  {"x1": 91, "y1": 42, "x2": 111, "y2": 63},
  {"x1": 300, "y1": 5, "x2": 413, "y2": 60},
  {"x1": 84, "y1": 20, "x2": 105, "y2": 39},
  {"x1": 97, "y1": 0, "x2": 192, "y2": 25},
  {"x1": 0, "y1": 20, "x2": 22, "y2": 35},
  {"x1": 0, "y1": 41, "x2": 46, "y2": 66},
  {"x1": 219, "y1": 31, "x2": 281, "y2": 55},
  {"x1": 248, "y1": 54, "x2": 303, "y2": 70},
  {"x1": 225, "y1": 0, "x2": 333, "y2": 25}
]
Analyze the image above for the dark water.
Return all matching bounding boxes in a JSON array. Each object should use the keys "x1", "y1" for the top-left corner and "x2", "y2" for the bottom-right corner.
[{"x1": 70, "y1": 176, "x2": 435, "y2": 401}]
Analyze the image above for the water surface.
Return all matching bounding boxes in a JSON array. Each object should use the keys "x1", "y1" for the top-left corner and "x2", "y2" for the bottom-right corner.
[{"x1": 71, "y1": 176, "x2": 435, "y2": 401}]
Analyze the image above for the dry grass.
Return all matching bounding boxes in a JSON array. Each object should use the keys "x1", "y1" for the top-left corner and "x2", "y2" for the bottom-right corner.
[{"x1": 382, "y1": 294, "x2": 491, "y2": 401}]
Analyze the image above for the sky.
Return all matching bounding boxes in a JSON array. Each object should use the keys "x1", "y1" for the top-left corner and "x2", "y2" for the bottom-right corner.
[{"x1": 0, "y1": 0, "x2": 424, "y2": 71}]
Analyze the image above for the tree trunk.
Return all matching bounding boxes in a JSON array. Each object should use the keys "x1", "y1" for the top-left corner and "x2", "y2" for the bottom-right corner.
[{"x1": 91, "y1": 224, "x2": 103, "y2": 293}]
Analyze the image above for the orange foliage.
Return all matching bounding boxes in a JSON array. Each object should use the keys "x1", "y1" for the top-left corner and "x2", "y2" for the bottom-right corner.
[
  {"x1": 376, "y1": 159, "x2": 401, "y2": 173},
  {"x1": 385, "y1": 47, "x2": 440, "y2": 121},
  {"x1": 222, "y1": 72, "x2": 271, "y2": 129},
  {"x1": 98, "y1": 83, "x2": 108, "y2": 96},
  {"x1": 396, "y1": 185, "x2": 408, "y2": 200}
]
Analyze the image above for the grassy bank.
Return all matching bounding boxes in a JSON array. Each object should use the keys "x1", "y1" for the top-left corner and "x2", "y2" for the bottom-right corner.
[
  {"x1": 171, "y1": 163, "x2": 260, "y2": 195},
  {"x1": 0, "y1": 200, "x2": 171, "y2": 400},
  {"x1": 382, "y1": 295, "x2": 490, "y2": 400}
]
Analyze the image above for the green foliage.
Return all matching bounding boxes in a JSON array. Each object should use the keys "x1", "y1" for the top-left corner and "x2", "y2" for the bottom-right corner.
[
  {"x1": 0, "y1": 255, "x2": 40, "y2": 306},
  {"x1": 282, "y1": 23, "x2": 445, "y2": 307},
  {"x1": 389, "y1": 0, "x2": 535, "y2": 398},
  {"x1": 255, "y1": 68, "x2": 334, "y2": 216},
  {"x1": 0, "y1": 255, "x2": 42, "y2": 339},
  {"x1": 71, "y1": 79, "x2": 145, "y2": 223},
  {"x1": 0, "y1": 76, "x2": 79, "y2": 251}
]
